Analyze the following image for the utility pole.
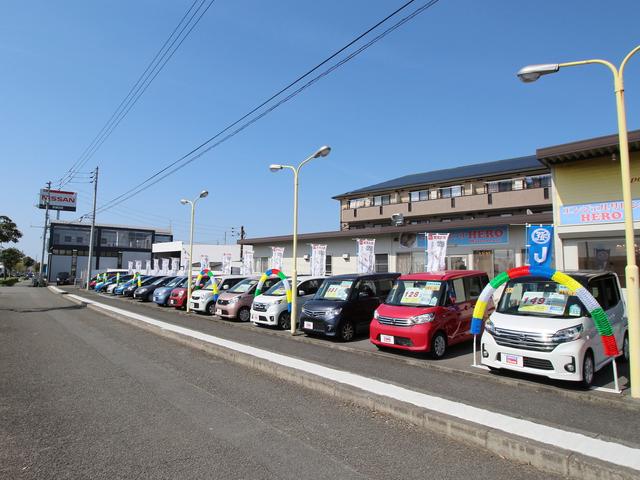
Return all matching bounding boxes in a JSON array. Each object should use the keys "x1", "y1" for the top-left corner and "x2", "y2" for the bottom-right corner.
[
  {"x1": 240, "y1": 225, "x2": 245, "y2": 260},
  {"x1": 39, "y1": 181, "x2": 51, "y2": 286},
  {"x1": 85, "y1": 167, "x2": 98, "y2": 290}
]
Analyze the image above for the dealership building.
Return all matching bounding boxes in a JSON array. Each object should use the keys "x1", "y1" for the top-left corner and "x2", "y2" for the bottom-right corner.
[
  {"x1": 47, "y1": 220, "x2": 173, "y2": 282},
  {"x1": 242, "y1": 155, "x2": 553, "y2": 276}
]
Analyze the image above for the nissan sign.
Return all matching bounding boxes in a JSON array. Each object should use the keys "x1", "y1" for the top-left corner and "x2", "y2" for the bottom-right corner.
[{"x1": 38, "y1": 189, "x2": 77, "y2": 212}]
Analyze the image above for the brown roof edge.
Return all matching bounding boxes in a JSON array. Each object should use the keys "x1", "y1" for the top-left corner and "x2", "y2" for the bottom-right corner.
[
  {"x1": 239, "y1": 212, "x2": 553, "y2": 245},
  {"x1": 536, "y1": 129, "x2": 640, "y2": 165}
]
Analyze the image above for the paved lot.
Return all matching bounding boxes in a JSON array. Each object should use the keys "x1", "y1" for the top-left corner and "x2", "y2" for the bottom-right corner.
[
  {"x1": 0, "y1": 285, "x2": 565, "y2": 479},
  {"x1": 58, "y1": 286, "x2": 640, "y2": 449}
]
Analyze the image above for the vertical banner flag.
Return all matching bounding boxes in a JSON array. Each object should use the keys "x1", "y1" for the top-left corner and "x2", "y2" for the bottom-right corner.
[
  {"x1": 222, "y1": 252, "x2": 232, "y2": 275},
  {"x1": 356, "y1": 239, "x2": 375, "y2": 273},
  {"x1": 171, "y1": 258, "x2": 180, "y2": 275},
  {"x1": 135, "y1": 260, "x2": 142, "y2": 273},
  {"x1": 242, "y1": 248, "x2": 254, "y2": 275},
  {"x1": 145, "y1": 260, "x2": 152, "y2": 274},
  {"x1": 311, "y1": 244, "x2": 327, "y2": 276},
  {"x1": 526, "y1": 225, "x2": 554, "y2": 269},
  {"x1": 200, "y1": 255, "x2": 209, "y2": 271},
  {"x1": 161, "y1": 258, "x2": 170, "y2": 275},
  {"x1": 426, "y1": 233, "x2": 449, "y2": 272},
  {"x1": 270, "y1": 247, "x2": 284, "y2": 271},
  {"x1": 153, "y1": 258, "x2": 160, "y2": 274},
  {"x1": 127, "y1": 261, "x2": 134, "y2": 274}
]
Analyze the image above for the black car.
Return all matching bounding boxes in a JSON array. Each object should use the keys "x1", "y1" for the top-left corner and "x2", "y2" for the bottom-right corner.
[
  {"x1": 300, "y1": 272, "x2": 400, "y2": 341},
  {"x1": 56, "y1": 271, "x2": 73, "y2": 285},
  {"x1": 133, "y1": 276, "x2": 177, "y2": 301},
  {"x1": 123, "y1": 276, "x2": 161, "y2": 297}
]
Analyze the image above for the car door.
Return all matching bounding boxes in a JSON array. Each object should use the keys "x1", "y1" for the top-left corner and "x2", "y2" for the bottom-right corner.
[
  {"x1": 461, "y1": 275, "x2": 483, "y2": 339},
  {"x1": 297, "y1": 279, "x2": 321, "y2": 313},
  {"x1": 444, "y1": 278, "x2": 470, "y2": 344},
  {"x1": 353, "y1": 279, "x2": 380, "y2": 331}
]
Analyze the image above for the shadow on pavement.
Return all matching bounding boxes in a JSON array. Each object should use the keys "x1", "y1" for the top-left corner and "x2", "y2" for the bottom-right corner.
[{"x1": 0, "y1": 304, "x2": 87, "y2": 314}]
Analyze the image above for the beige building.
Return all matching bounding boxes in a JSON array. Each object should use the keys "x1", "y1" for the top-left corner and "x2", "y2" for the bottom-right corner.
[
  {"x1": 243, "y1": 155, "x2": 553, "y2": 277},
  {"x1": 538, "y1": 130, "x2": 640, "y2": 289}
]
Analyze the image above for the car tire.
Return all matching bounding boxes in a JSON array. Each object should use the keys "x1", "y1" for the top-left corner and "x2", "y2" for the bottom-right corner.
[
  {"x1": 581, "y1": 350, "x2": 595, "y2": 389},
  {"x1": 429, "y1": 332, "x2": 447, "y2": 360},
  {"x1": 206, "y1": 302, "x2": 216, "y2": 316},
  {"x1": 621, "y1": 332, "x2": 630, "y2": 363},
  {"x1": 338, "y1": 320, "x2": 355, "y2": 342},
  {"x1": 238, "y1": 307, "x2": 251, "y2": 322},
  {"x1": 147, "y1": 292, "x2": 154, "y2": 302},
  {"x1": 278, "y1": 311, "x2": 291, "y2": 330}
]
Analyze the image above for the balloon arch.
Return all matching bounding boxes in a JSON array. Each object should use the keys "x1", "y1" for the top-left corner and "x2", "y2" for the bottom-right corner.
[
  {"x1": 255, "y1": 269, "x2": 292, "y2": 312},
  {"x1": 194, "y1": 269, "x2": 221, "y2": 301}
]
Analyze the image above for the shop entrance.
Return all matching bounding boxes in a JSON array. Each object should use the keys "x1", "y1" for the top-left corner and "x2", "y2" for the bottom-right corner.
[{"x1": 473, "y1": 250, "x2": 493, "y2": 277}]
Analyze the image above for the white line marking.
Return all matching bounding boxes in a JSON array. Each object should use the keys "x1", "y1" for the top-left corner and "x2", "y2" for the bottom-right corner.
[{"x1": 68, "y1": 294, "x2": 640, "y2": 472}]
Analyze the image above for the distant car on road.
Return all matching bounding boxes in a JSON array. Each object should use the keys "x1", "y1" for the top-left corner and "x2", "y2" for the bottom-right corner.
[
  {"x1": 133, "y1": 276, "x2": 177, "y2": 302},
  {"x1": 215, "y1": 276, "x2": 280, "y2": 322},
  {"x1": 153, "y1": 276, "x2": 188, "y2": 306},
  {"x1": 56, "y1": 272, "x2": 73, "y2": 286},
  {"x1": 189, "y1": 275, "x2": 248, "y2": 315},
  {"x1": 167, "y1": 276, "x2": 208, "y2": 309},
  {"x1": 123, "y1": 276, "x2": 161, "y2": 297}
]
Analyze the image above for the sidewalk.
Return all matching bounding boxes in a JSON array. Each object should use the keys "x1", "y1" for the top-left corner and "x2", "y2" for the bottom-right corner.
[{"x1": 60, "y1": 286, "x2": 640, "y2": 449}]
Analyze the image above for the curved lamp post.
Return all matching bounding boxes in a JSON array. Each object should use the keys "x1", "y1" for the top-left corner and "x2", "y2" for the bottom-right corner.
[
  {"x1": 518, "y1": 46, "x2": 640, "y2": 397},
  {"x1": 269, "y1": 145, "x2": 331, "y2": 334},
  {"x1": 180, "y1": 190, "x2": 209, "y2": 313}
]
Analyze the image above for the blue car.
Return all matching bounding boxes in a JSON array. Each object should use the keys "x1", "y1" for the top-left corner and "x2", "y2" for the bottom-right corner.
[
  {"x1": 114, "y1": 277, "x2": 144, "y2": 295},
  {"x1": 95, "y1": 278, "x2": 116, "y2": 293},
  {"x1": 153, "y1": 276, "x2": 187, "y2": 306}
]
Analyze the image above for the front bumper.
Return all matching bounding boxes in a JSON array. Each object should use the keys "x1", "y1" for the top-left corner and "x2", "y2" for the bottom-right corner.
[
  {"x1": 168, "y1": 296, "x2": 186, "y2": 307},
  {"x1": 369, "y1": 319, "x2": 432, "y2": 351},
  {"x1": 188, "y1": 298, "x2": 208, "y2": 313},
  {"x1": 481, "y1": 332, "x2": 587, "y2": 382},
  {"x1": 299, "y1": 314, "x2": 339, "y2": 337},
  {"x1": 216, "y1": 301, "x2": 241, "y2": 319},
  {"x1": 251, "y1": 306, "x2": 280, "y2": 326}
]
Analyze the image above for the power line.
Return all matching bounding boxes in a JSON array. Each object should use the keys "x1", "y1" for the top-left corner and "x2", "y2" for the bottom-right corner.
[
  {"x1": 57, "y1": 0, "x2": 216, "y2": 188},
  {"x1": 87, "y1": 0, "x2": 440, "y2": 218}
]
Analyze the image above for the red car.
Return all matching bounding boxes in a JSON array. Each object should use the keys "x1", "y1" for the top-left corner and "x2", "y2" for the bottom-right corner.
[
  {"x1": 370, "y1": 270, "x2": 491, "y2": 359},
  {"x1": 168, "y1": 276, "x2": 208, "y2": 309}
]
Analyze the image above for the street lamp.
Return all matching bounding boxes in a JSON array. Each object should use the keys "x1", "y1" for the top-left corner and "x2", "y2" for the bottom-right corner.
[
  {"x1": 180, "y1": 189, "x2": 209, "y2": 313},
  {"x1": 518, "y1": 46, "x2": 640, "y2": 398},
  {"x1": 269, "y1": 146, "x2": 332, "y2": 334}
]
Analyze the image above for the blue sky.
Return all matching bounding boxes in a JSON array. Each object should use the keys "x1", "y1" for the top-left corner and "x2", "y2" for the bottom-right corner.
[{"x1": 2, "y1": 0, "x2": 640, "y2": 259}]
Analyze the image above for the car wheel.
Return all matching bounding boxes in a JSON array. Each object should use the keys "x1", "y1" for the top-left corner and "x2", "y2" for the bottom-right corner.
[
  {"x1": 206, "y1": 302, "x2": 216, "y2": 316},
  {"x1": 429, "y1": 332, "x2": 447, "y2": 359},
  {"x1": 338, "y1": 320, "x2": 355, "y2": 342},
  {"x1": 581, "y1": 351, "x2": 595, "y2": 388},
  {"x1": 278, "y1": 311, "x2": 291, "y2": 330},
  {"x1": 147, "y1": 292, "x2": 154, "y2": 302},
  {"x1": 238, "y1": 307, "x2": 251, "y2": 322},
  {"x1": 622, "y1": 333, "x2": 630, "y2": 363}
]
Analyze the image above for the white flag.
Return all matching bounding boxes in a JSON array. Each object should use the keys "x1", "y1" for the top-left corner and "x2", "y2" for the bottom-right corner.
[
  {"x1": 242, "y1": 248, "x2": 254, "y2": 275},
  {"x1": 311, "y1": 244, "x2": 327, "y2": 276},
  {"x1": 135, "y1": 260, "x2": 142, "y2": 273},
  {"x1": 171, "y1": 258, "x2": 180, "y2": 275},
  {"x1": 153, "y1": 258, "x2": 160, "y2": 274},
  {"x1": 161, "y1": 258, "x2": 170, "y2": 275},
  {"x1": 356, "y1": 239, "x2": 375, "y2": 273},
  {"x1": 426, "y1": 233, "x2": 449, "y2": 272},
  {"x1": 145, "y1": 260, "x2": 152, "y2": 275},
  {"x1": 200, "y1": 254, "x2": 209, "y2": 271},
  {"x1": 222, "y1": 252, "x2": 232, "y2": 275},
  {"x1": 270, "y1": 247, "x2": 284, "y2": 271},
  {"x1": 127, "y1": 261, "x2": 134, "y2": 274}
]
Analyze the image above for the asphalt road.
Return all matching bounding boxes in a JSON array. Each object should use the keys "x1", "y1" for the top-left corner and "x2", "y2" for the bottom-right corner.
[{"x1": 0, "y1": 285, "x2": 563, "y2": 480}]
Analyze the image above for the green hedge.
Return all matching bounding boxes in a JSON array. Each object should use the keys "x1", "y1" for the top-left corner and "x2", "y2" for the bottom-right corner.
[{"x1": 0, "y1": 277, "x2": 20, "y2": 286}]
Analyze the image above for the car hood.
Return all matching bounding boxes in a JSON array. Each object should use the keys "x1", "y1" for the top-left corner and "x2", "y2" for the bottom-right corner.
[
  {"x1": 154, "y1": 287, "x2": 173, "y2": 296},
  {"x1": 218, "y1": 292, "x2": 245, "y2": 301},
  {"x1": 302, "y1": 299, "x2": 347, "y2": 311},
  {"x1": 376, "y1": 304, "x2": 440, "y2": 318},
  {"x1": 192, "y1": 289, "x2": 214, "y2": 299},
  {"x1": 489, "y1": 311, "x2": 586, "y2": 335},
  {"x1": 253, "y1": 294, "x2": 284, "y2": 306}
]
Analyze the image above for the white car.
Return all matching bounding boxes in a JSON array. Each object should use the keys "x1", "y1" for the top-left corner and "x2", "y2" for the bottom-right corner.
[
  {"x1": 251, "y1": 276, "x2": 325, "y2": 329},
  {"x1": 189, "y1": 275, "x2": 248, "y2": 315},
  {"x1": 481, "y1": 271, "x2": 629, "y2": 387}
]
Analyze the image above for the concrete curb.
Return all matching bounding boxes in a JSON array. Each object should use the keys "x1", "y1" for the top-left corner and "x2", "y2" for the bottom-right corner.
[
  {"x1": 90, "y1": 288, "x2": 638, "y2": 412},
  {"x1": 59, "y1": 291, "x2": 638, "y2": 480},
  {"x1": 47, "y1": 286, "x2": 68, "y2": 295}
]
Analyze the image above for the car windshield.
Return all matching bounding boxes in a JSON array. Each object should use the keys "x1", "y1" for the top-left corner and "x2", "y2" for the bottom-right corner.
[
  {"x1": 164, "y1": 277, "x2": 182, "y2": 288},
  {"x1": 264, "y1": 279, "x2": 292, "y2": 296},
  {"x1": 385, "y1": 280, "x2": 443, "y2": 307},
  {"x1": 497, "y1": 279, "x2": 586, "y2": 318},
  {"x1": 315, "y1": 279, "x2": 353, "y2": 301},
  {"x1": 203, "y1": 277, "x2": 221, "y2": 290},
  {"x1": 228, "y1": 278, "x2": 258, "y2": 293},
  {"x1": 152, "y1": 277, "x2": 168, "y2": 285}
]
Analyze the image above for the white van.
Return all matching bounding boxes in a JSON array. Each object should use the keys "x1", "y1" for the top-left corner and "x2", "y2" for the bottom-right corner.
[
  {"x1": 251, "y1": 276, "x2": 325, "y2": 329},
  {"x1": 189, "y1": 275, "x2": 247, "y2": 315},
  {"x1": 481, "y1": 271, "x2": 629, "y2": 387}
]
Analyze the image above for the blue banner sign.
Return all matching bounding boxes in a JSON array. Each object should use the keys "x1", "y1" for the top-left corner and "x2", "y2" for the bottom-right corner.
[
  {"x1": 400, "y1": 226, "x2": 509, "y2": 249},
  {"x1": 527, "y1": 225, "x2": 553, "y2": 269},
  {"x1": 559, "y1": 200, "x2": 640, "y2": 225}
]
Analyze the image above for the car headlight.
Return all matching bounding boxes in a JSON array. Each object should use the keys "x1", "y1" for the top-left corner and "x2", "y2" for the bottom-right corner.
[
  {"x1": 177, "y1": 290, "x2": 185, "y2": 297},
  {"x1": 409, "y1": 313, "x2": 435, "y2": 325},
  {"x1": 552, "y1": 324, "x2": 583, "y2": 343},
  {"x1": 327, "y1": 307, "x2": 342, "y2": 317},
  {"x1": 228, "y1": 296, "x2": 239, "y2": 304},
  {"x1": 373, "y1": 310, "x2": 379, "y2": 320},
  {"x1": 484, "y1": 319, "x2": 496, "y2": 335}
]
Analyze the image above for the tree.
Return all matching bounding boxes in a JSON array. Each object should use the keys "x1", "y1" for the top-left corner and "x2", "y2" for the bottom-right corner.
[
  {"x1": 0, "y1": 248, "x2": 24, "y2": 277},
  {"x1": 23, "y1": 256, "x2": 35, "y2": 268},
  {"x1": 0, "y1": 216, "x2": 22, "y2": 244}
]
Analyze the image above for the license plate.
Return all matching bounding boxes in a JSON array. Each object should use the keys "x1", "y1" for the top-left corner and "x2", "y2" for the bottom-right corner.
[
  {"x1": 303, "y1": 321, "x2": 313, "y2": 330},
  {"x1": 380, "y1": 334, "x2": 395, "y2": 345},
  {"x1": 216, "y1": 309, "x2": 222, "y2": 315},
  {"x1": 502, "y1": 353, "x2": 524, "y2": 368}
]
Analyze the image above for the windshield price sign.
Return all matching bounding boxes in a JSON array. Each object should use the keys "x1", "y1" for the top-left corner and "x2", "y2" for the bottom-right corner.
[{"x1": 518, "y1": 291, "x2": 568, "y2": 315}]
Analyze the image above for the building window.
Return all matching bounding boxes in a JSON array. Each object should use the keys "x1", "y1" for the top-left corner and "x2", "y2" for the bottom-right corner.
[
  {"x1": 155, "y1": 234, "x2": 173, "y2": 243},
  {"x1": 255, "y1": 257, "x2": 269, "y2": 273},
  {"x1": 494, "y1": 249, "x2": 515, "y2": 275},
  {"x1": 440, "y1": 185, "x2": 462, "y2": 198},
  {"x1": 373, "y1": 194, "x2": 391, "y2": 206},
  {"x1": 409, "y1": 190, "x2": 428, "y2": 202},
  {"x1": 348, "y1": 197, "x2": 368, "y2": 209},
  {"x1": 576, "y1": 237, "x2": 640, "y2": 288},
  {"x1": 375, "y1": 253, "x2": 389, "y2": 273},
  {"x1": 487, "y1": 180, "x2": 514, "y2": 193},
  {"x1": 525, "y1": 174, "x2": 551, "y2": 188},
  {"x1": 325, "y1": 255, "x2": 332, "y2": 276}
]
